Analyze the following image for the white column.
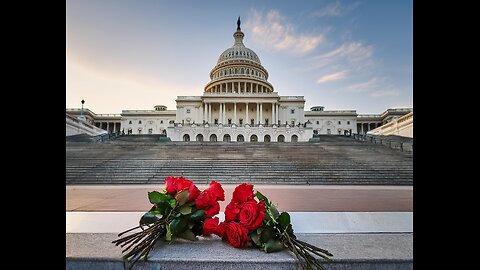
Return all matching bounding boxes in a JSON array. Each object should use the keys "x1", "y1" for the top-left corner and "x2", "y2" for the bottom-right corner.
[
  {"x1": 275, "y1": 104, "x2": 279, "y2": 125},
  {"x1": 260, "y1": 103, "x2": 263, "y2": 124},
  {"x1": 222, "y1": 103, "x2": 226, "y2": 124},
  {"x1": 234, "y1": 103, "x2": 237, "y2": 124},
  {"x1": 256, "y1": 84, "x2": 258, "y2": 93},
  {"x1": 244, "y1": 82, "x2": 246, "y2": 93},
  {"x1": 219, "y1": 103, "x2": 223, "y2": 124},
  {"x1": 271, "y1": 103, "x2": 275, "y2": 125},
  {"x1": 246, "y1": 103, "x2": 249, "y2": 125},
  {"x1": 208, "y1": 103, "x2": 212, "y2": 123},
  {"x1": 256, "y1": 103, "x2": 259, "y2": 124},
  {"x1": 113, "y1": 123, "x2": 116, "y2": 133},
  {"x1": 203, "y1": 103, "x2": 206, "y2": 122},
  {"x1": 107, "y1": 122, "x2": 110, "y2": 133}
]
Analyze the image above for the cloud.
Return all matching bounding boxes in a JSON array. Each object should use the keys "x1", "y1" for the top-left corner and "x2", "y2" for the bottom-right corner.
[
  {"x1": 370, "y1": 90, "x2": 400, "y2": 97},
  {"x1": 311, "y1": 1, "x2": 360, "y2": 18},
  {"x1": 346, "y1": 78, "x2": 378, "y2": 92},
  {"x1": 317, "y1": 71, "x2": 347, "y2": 83},
  {"x1": 308, "y1": 42, "x2": 374, "y2": 70},
  {"x1": 245, "y1": 10, "x2": 324, "y2": 54}
]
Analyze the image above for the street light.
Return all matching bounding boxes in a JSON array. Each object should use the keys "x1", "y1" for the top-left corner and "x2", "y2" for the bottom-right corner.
[{"x1": 81, "y1": 99, "x2": 85, "y2": 117}]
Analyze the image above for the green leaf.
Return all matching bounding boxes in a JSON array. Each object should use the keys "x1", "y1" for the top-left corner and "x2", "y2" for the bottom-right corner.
[
  {"x1": 191, "y1": 222, "x2": 203, "y2": 236},
  {"x1": 165, "y1": 224, "x2": 172, "y2": 241},
  {"x1": 148, "y1": 205, "x2": 161, "y2": 215},
  {"x1": 189, "y1": 210, "x2": 205, "y2": 221},
  {"x1": 169, "y1": 199, "x2": 177, "y2": 208},
  {"x1": 148, "y1": 191, "x2": 167, "y2": 204},
  {"x1": 140, "y1": 212, "x2": 159, "y2": 225},
  {"x1": 178, "y1": 229, "x2": 197, "y2": 241},
  {"x1": 170, "y1": 216, "x2": 188, "y2": 235},
  {"x1": 250, "y1": 231, "x2": 261, "y2": 246},
  {"x1": 263, "y1": 239, "x2": 285, "y2": 253},
  {"x1": 260, "y1": 228, "x2": 274, "y2": 243},
  {"x1": 278, "y1": 212, "x2": 291, "y2": 229},
  {"x1": 176, "y1": 190, "x2": 190, "y2": 206},
  {"x1": 255, "y1": 191, "x2": 270, "y2": 206},
  {"x1": 178, "y1": 205, "x2": 193, "y2": 215},
  {"x1": 269, "y1": 205, "x2": 280, "y2": 219}
]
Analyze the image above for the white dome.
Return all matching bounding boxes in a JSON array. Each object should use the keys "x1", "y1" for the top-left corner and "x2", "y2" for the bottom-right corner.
[
  {"x1": 217, "y1": 46, "x2": 261, "y2": 65},
  {"x1": 204, "y1": 18, "x2": 274, "y2": 94}
]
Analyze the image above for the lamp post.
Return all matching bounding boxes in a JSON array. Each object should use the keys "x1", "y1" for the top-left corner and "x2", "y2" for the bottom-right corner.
[{"x1": 81, "y1": 99, "x2": 85, "y2": 117}]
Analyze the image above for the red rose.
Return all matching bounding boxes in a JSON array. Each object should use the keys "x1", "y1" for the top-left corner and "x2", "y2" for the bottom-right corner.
[
  {"x1": 239, "y1": 200, "x2": 265, "y2": 230},
  {"x1": 202, "y1": 217, "x2": 226, "y2": 237},
  {"x1": 203, "y1": 217, "x2": 219, "y2": 236},
  {"x1": 188, "y1": 184, "x2": 200, "y2": 201},
  {"x1": 196, "y1": 190, "x2": 215, "y2": 209},
  {"x1": 203, "y1": 201, "x2": 220, "y2": 218},
  {"x1": 164, "y1": 176, "x2": 177, "y2": 194},
  {"x1": 224, "y1": 201, "x2": 243, "y2": 222},
  {"x1": 224, "y1": 222, "x2": 249, "y2": 248},
  {"x1": 215, "y1": 221, "x2": 226, "y2": 238},
  {"x1": 196, "y1": 190, "x2": 220, "y2": 218},
  {"x1": 175, "y1": 177, "x2": 193, "y2": 192},
  {"x1": 232, "y1": 183, "x2": 255, "y2": 203},
  {"x1": 204, "y1": 181, "x2": 225, "y2": 201}
]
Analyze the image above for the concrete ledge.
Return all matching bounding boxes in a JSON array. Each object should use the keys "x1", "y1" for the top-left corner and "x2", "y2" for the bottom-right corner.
[
  {"x1": 67, "y1": 212, "x2": 413, "y2": 234},
  {"x1": 66, "y1": 233, "x2": 412, "y2": 270}
]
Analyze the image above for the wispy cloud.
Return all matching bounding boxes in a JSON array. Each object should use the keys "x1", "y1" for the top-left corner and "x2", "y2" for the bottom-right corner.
[
  {"x1": 370, "y1": 89, "x2": 400, "y2": 97},
  {"x1": 245, "y1": 10, "x2": 324, "y2": 54},
  {"x1": 317, "y1": 71, "x2": 347, "y2": 83},
  {"x1": 308, "y1": 42, "x2": 375, "y2": 71},
  {"x1": 311, "y1": 1, "x2": 360, "y2": 18},
  {"x1": 346, "y1": 78, "x2": 378, "y2": 92}
]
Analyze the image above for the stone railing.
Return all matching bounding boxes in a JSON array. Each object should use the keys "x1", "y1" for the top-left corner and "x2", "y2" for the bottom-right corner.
[
  {"x1": 351, "y1": 133, "x2": 413, "y2": 152},
  {"x1": 368, "y1": 112, "x2": 413, "y2": 138},
  {"x1": 66, "y1": 114, "x2": 107, "y2": 136}
]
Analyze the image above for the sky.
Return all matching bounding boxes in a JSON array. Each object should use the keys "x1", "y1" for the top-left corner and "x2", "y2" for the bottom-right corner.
[{"x1": 66, "y1": 0, "x2": 412, "y2": 114}]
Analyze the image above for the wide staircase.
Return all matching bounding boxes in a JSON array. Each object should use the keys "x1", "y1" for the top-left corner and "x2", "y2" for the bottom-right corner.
[{"x1": 66, "y1": 135, "x2": 413, "y2": 185}]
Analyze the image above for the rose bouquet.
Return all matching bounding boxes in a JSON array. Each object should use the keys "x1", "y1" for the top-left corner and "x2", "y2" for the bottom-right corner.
[
  {"x1": 204, "y1": 183, "x2": 333, "y2": 270},
  {"x1": 113, "y1": 178, "x2": 333, "y2": 270},
  {"x1": 112, "y1": 176, "x2": 225, "y2": 270}
]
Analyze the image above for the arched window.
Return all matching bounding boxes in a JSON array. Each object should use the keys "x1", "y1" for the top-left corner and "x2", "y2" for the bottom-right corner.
[
  {"x1": 241, "y1": 68, "x2": 244, "y2": 74},
  {"x1": 138, "y1": 120, "x2": 142, "y2": 124},
  {"x1": 183, "y1": 134, "x2": 190, "y2": 142},
  {"x1": 246, "y1": 69, "x2": 249, "y2": 75},
  {"x1": 209, "y1": 134, "x2": 217, "y2": 142},
  {"x1": 237, "y1": 134, "x2": 244, "y2": 142},
  {"x1": 264, "y1": 135, "x2": 271, "y2": 142},
  {"x1": 129, "y1": 120, "x2": 132, "y2": 124},
  {"x1": 223, "y1": 134, "x2": 231, "y2": 142},
  {"x1": 291, "y1": 135, "x2": 298, "y2": 142},
  {"x1": 250, "y1": 134, "x2": 258, "y2": 142},
  {"x1": 278, "y1": 135, "x2": 285, "y2": 142},
  {"x1": 196, "y1": 134, "x2": 203, "y2": 142}
]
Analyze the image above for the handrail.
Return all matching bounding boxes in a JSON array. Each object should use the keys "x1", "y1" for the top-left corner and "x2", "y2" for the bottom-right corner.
[
  {"x1": 350, "y1": 133, "x2": 413, "y2": 152},
  {"x1": 92, "y1": 131, "x2": 123, "y2": 143}
]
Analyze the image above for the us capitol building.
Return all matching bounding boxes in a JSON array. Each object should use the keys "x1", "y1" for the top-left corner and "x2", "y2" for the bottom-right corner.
[{"x1": 67, "y1": 18, "x2": 412, "y2": 142}]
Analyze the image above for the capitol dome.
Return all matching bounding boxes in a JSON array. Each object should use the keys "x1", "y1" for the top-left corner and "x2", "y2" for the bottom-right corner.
[{"x1": 204, "y1": 17, "x2": 274, "y2": 94}]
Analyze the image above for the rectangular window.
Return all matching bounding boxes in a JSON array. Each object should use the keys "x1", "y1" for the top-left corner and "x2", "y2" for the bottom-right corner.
[
  {"x1": 291, "y1": 120, "x2": 295, "y2": 126},
  {"x1": 148, "y1": 128, "x2": 153, "y2": 134},
  {"x1": 338, "y1": 121, "x2": 341, "y2": 125},
  {"x1": 347, "y1": 121, "x2": 350, "y2": 125},
  {"x1": 186, "y1": 109, "x2": 191, "y2": 114},
  {"x1": 291, "y1": 109, "x2": 295, "y2": 114}
]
